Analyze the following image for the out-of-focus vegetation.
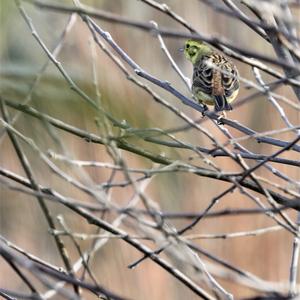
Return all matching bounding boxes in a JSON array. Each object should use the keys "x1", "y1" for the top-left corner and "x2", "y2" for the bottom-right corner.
[{"x1": 1, "y1": 0, "x2": 300, "y2": 299}]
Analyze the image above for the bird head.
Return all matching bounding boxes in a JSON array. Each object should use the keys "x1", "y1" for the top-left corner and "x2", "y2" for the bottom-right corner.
[{"x1": 184, "y1": 40, "x2": 213, "y2": 64}]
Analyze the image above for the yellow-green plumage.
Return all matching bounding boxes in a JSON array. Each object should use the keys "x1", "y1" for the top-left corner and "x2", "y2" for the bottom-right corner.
[{"x1": 184, "y1": 39, "x2": 239, "y2": 112}]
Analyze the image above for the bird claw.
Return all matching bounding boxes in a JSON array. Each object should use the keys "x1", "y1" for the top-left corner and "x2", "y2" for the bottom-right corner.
[
  {"x1": 217, "y1": 115, "x2": 224, "y2": 125},
  {"x1": 201, "y1": 104, "x2": 208, "y2": 117},
  {"x1": 217, "y1": 111, "x2": 227, "y2": 125}
]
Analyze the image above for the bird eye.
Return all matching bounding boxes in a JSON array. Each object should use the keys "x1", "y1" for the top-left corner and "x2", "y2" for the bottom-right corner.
[
  {"x1": 190, "y1": 49, "x2": 196, "y2": 56},
  {"x1": 186, "y1": 44, "x2": 190, "y2": 49}
]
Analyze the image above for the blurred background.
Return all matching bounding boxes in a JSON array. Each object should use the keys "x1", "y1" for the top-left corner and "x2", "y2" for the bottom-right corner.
[{"x1": 1, "y1": 0, "x2": 300, "y2": 299}]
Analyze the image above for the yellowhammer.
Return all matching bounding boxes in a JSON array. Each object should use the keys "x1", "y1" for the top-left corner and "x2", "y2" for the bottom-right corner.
[{"x1": 184, "y1": 39, "x2": 239, "y2": 112}]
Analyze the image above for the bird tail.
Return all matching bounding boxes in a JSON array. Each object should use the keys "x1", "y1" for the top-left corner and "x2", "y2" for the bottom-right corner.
[{"x1": 214, "y1": 95, "x2": 232, "y2": 112}]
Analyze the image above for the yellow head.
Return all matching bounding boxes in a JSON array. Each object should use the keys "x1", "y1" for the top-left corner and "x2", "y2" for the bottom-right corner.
[{"x1": 184, "y1": 40, "x2": 213, "y2": 64}]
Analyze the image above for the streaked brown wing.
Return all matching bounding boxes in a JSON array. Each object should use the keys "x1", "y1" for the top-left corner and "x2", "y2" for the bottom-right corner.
[
  {"x1": 192, "y1": 58, "x2": 213, "y2": 95},
  {"x1": 219, "y1": 60, "x2": 239, "y2": 97}
]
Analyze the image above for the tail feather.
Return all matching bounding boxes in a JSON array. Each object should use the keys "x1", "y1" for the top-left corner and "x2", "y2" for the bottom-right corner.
[{"x1": 214, "y1": 95, "x2": 232, "y2": 112}]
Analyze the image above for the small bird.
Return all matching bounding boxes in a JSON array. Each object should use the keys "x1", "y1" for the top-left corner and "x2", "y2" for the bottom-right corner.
[{"x1": 184, "y1": 39, "x2": 239, "y2": 113}]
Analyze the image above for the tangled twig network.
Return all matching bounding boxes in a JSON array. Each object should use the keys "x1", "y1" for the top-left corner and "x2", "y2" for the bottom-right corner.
[{"x1": 0, "y1": 0, "x2": 300, "y2": 299}]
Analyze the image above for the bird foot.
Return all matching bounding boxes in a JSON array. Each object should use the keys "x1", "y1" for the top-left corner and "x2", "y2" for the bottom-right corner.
[
  {"x1": 217, "y1": 116, "x2": 224, "y2": 125},
  {"x1": 201, "y1": 104, "x2": 209, "y2": 117},
  {"x1": 217, "y1": 112, "x2": 227, "y2": 125}
]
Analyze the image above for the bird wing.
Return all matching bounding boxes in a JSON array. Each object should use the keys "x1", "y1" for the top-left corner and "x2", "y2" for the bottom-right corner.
[{"x1": 192, "y1": 58, "x2": 213, "y2": 95}]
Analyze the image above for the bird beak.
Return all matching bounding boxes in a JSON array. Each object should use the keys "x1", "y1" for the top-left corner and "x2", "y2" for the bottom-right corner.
[{"x1": 178, "y1": 47, "x2": 184, "y2": 53}]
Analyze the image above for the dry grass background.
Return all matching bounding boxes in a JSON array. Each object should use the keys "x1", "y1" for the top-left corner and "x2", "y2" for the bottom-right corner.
[{"x1": 0, "y1": 0, "x2": 300, "y2": 299}]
